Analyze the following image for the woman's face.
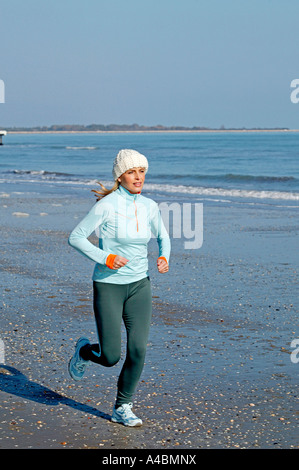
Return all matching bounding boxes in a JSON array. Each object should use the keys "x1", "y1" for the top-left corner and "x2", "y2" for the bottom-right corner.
[{"x1": 118, "y1": 167, "x2": 146, "y2": 193}]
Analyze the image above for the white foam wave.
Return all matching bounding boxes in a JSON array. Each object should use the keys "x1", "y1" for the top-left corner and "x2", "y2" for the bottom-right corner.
[
  {"x1": 13, "y1": 169, "x2": 46, "y2": 175},
  {"x1": 93, "y1": 181, "x2": 299, "y2": 201},
  {"x1": 144, "y1": 183, "x2": 299, "y2": 201},
  {"x1": 66, "y1": 146, "x2": 97, "y2": 150},
  {"x1": 1, "y1": 175, "x2": 299, "y2": 201}
]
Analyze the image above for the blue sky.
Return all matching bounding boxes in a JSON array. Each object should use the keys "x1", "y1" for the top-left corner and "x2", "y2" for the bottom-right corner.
[{"x1": 0, "y1": 0, "x2": 299, "y2": 128}]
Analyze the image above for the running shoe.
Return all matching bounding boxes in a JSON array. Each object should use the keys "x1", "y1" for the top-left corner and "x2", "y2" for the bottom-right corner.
[
  {"x1": 68, "y1": 337, "x2": 90, "y2": 381},
  {"x1": 111, "y1": 403, "x2": 142, "y2": 427}
]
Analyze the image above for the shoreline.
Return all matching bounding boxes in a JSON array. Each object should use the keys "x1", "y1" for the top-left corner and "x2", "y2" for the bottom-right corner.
[{"x1": 3, "y1": 129, "x2": 298, "y2": 135}]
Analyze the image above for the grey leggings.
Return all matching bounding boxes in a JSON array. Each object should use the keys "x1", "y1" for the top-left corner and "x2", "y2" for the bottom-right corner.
[{"x1": 80, "y1": 276, "x2": 152, "y2": 407}]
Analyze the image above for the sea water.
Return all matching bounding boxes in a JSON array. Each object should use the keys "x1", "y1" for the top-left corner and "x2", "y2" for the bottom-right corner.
[{"x1": 0, "y1": 131, "x2": 298, "y2": 207}]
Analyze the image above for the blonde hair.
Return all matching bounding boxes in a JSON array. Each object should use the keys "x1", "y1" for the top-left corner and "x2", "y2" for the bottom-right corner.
[{"x1": 91, "y1": 180, "x2": 120, "y2": 201}]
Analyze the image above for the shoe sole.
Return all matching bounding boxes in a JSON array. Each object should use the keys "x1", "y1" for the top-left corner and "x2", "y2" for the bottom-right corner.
[
  {"x1": 68, "y1": 337, "x2": 90, "y2": 381},
  {"x1": 68, "y1": 358, "x2": 83, "y2": 381},
  {"x1": 111, "y1": 417, "x2": 142, "y2": 427}
]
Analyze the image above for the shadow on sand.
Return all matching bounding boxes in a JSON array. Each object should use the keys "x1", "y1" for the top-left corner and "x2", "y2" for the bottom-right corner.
[{"x1": 0, "y1": 365, "x2": 110, "y2": 421}]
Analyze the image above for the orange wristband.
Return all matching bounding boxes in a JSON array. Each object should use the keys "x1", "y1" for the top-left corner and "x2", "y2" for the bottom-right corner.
[
  {"x1": 157, "y1": 256, "x2": 168, "y2": 264},
  {"x1": 106, "y1": 254, "x2": 117, "y2": 269}
]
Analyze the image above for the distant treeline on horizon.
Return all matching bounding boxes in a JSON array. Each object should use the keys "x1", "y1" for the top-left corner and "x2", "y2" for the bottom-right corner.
[{"x1": 1, "y1": 123, "x2": 290, "y2": 132}]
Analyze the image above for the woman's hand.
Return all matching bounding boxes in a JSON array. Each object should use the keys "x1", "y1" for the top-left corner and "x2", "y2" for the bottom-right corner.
[
  {"x1": 112, "y1": 255, "x2": 129, "y2": 269},
  {"x1": 157, "y1": 257, "x2": 169, "y2": 274}
]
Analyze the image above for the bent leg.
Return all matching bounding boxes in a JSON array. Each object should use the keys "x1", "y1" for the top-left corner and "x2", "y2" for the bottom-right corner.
[
  {"x1": 116, "y1": 277, "x2": 152, "y2": 406},
  {"x1": 80, "y1": 281, "x2": 125, "y2": 367}
]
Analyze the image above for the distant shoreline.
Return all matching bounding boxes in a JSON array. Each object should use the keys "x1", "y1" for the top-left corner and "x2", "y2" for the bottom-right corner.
[{"x1": 4, "y1": 128, "x2": 299, "y2": 135}]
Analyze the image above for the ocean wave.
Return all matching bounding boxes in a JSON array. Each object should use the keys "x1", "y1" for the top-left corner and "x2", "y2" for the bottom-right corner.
[
  {"x1": 97, "y1": 181, "x2": 299, "y2": 201},
  {"x1": 224, "y1": 174, "x2": 297, "y2": 183},
  {"x1": 143, "y1": 183, "x2": 299, "y2": 201},
  {"x1": 5, "y1": 144, "x2": 99, "y2": 150},
  {"x1": 12, "y1": 169, "x2": 72, "y2": 178},
  {"x1": 155, "y1": 173, "x2": 298, "y2": 183},
  {"x1": 2, "y1": 171, "x2": 299, "y2": 201},
  {"x1": 65, "y1": 146, "x2": 98, "y2": 150}
]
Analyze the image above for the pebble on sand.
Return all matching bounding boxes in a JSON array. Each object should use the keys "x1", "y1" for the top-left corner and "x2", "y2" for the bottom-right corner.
[{"x1": 12, "y1": 212, "x2": 30, "y2": 217}]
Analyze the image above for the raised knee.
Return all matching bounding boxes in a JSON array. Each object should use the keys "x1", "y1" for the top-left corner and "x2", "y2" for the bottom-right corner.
[{"x1": 101, "y1": 352, "x2": 120, "y2": 367}]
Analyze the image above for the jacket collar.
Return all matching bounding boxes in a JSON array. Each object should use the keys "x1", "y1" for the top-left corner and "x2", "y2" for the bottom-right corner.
[{"x1": 118, "y1": 184, "x2": 141, "y2": 201}]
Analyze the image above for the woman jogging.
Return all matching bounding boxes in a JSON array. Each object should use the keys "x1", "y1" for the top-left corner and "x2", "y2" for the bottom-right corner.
[{"x1": 68, "y1": 149, "x2": 171, "y2": 427}]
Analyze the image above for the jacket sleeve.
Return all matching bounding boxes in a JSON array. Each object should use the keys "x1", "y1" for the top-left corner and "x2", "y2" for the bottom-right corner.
[
  {"x1": 68, "y1": 200, "x2": 111, "y2": 265},
  {"x1": 150, "y1": 202, "x2": 171, "y2": 263}
]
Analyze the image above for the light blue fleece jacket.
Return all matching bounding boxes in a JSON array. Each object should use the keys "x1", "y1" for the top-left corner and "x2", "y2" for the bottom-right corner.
[{"x1": 68, "y1": 184, "x2": 171, "y2": 284}]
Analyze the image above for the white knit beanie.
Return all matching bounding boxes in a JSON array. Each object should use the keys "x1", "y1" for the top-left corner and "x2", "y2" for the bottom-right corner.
[{"x1": 112, "y1": 149, "x2": 148, "y2": 180}]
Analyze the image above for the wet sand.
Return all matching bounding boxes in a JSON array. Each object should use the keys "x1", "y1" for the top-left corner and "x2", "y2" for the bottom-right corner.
[{"x1": 0, "y1": 189, "x2": 298, "y2": 449}]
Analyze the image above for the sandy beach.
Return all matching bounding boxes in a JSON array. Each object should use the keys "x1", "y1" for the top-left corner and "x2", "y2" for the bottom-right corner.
[{"x1": 0, "y1": 186, "x2": 298, "y2": 450}]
